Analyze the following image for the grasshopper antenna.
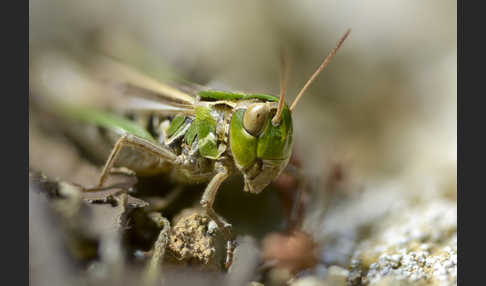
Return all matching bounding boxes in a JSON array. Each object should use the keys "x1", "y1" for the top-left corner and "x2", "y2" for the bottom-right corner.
[
  {"x1": 272, "y1": 48, "x2": 289, "y2": 126},
  {"x1": 289, "y1": 28, "x2": 351, "y2": 112}
]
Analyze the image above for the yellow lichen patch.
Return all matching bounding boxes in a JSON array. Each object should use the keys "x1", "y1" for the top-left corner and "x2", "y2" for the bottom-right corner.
[{"x1": 167, "y1": 210, "x2": 218, "y2": 269}]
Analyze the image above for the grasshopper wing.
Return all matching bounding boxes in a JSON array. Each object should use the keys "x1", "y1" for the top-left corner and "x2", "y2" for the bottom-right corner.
[{"x1": 91, "y1": 57, "x2": 200, "y2": 116}]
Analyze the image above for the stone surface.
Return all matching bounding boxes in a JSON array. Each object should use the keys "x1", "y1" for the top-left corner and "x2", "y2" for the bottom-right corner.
[{"x1": 301, "y1": 166, "x2": 457, "y2": 286}]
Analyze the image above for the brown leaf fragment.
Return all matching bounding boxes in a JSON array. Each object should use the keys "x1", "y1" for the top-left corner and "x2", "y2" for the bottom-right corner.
[{"x1": 262, "y1": 231, "x2": 319, "y2": 275}]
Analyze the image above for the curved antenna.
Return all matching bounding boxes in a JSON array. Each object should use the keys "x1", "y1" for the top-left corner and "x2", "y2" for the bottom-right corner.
[
  {"x1": 289, "y1": 28, "x2": 351, "y2": 112},
  {"x1": 272, "y1": 48, "x2": 289, "y2": 126}
]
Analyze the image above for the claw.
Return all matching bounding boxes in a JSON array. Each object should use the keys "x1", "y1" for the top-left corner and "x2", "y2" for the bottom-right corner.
[
  {"x1": 225, "y1": 240, "x2": 238, "y2": 269},
  {"x1": 223, "y1": 222, "x2": 232, "y2": 230}
]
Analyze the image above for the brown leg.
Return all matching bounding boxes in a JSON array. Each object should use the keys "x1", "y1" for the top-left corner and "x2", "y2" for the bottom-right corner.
[
  {"x1": 143, "y1": 212, "x2": 171, "y2": 285},
  {"x1": 200, "y1": 166, "x2": 231, "y2": 235},
  {"x1": 200, "y1": 165, "x2": 236, "y2": 268},
  {"x1": 109, "y1": 167, "x2": 136, "y2": 177}
]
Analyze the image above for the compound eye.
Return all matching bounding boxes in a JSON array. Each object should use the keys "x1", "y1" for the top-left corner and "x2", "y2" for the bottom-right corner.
[{"x1": 243, "y1": 103, "x2": 270, "y2": 136}]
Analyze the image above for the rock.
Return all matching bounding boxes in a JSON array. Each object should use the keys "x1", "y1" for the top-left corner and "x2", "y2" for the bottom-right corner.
[
  {"x1": 351, "y1": 199, "x2": 457, "y2": 285},
  {"x1": 167, "y1": 211, "x2": 218, "y2": 269}
]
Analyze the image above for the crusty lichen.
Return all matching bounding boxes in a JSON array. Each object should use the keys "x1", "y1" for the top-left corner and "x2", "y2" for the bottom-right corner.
[{"x1": 167, "y1": 210, "x2": 219, "y2": 269}]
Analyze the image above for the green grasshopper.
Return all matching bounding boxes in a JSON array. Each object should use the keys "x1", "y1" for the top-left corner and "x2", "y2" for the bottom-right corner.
[{"x1": 49, "y1": 29, "x2": 350, "y2": 268}]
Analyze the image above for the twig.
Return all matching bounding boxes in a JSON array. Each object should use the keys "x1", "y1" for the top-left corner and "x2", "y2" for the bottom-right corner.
[{"x1": 143, "y1": 212, "x2": 171, "y2": 286}]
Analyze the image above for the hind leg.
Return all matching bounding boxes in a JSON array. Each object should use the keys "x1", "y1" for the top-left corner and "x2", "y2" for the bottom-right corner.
[{"x1": 93, "y1": 134, "x2": 180, "y2": 189}]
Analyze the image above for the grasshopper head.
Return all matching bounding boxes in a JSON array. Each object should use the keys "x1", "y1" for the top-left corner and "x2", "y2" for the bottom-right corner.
[
  {"x1": 230, "y1": 101, "x2": 293, "y2": 194},
  {"x1": 229, "y1": 29, "x2": 350, "y2": 194}
]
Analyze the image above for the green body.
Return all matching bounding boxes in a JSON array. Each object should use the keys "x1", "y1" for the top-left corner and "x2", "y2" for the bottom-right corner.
[
  {"x1": 35, "y1": 30, "x2": 349, "y2": 269},
  {"x1": 60, "y1": 89, "x2": 293, "y2": 193}
]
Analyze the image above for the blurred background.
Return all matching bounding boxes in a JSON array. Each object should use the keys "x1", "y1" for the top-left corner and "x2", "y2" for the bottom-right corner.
[
  {"x1": 30, "y1": 0, "x2": 456, "y2": 179},
  {"x1": 29, "y1": 0, "x2": 456, "y2": 285}
]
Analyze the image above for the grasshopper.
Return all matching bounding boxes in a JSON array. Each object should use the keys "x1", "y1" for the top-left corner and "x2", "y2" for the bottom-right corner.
[{"x1": 45, "y1": 29, "x2": 350, "y2": 268}]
